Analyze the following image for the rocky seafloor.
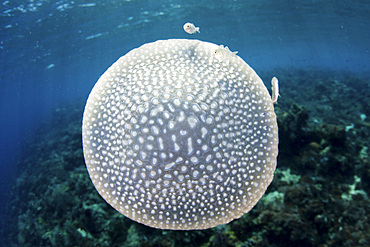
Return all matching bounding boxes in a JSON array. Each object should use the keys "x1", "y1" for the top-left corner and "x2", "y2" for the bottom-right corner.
[{"x1": 2, "y1": 68, "x2": 369, "y2": 247}]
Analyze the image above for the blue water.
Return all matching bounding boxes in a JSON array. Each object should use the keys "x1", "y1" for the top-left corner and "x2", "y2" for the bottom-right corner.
[{"x1": 0, "y1": 0, "x2": 369, "y2": 243}]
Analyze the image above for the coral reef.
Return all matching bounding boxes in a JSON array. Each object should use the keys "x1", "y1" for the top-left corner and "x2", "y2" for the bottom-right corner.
[{"x1": 2, "y1": 69, "x2": 369, "y2": 246}]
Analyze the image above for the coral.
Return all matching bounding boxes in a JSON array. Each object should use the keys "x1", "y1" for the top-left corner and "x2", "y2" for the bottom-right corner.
[
  {"x1": 341, "y1": 175, "x2": 368, "y2": 201},
  {"x1": 3, "y1": 69, "x2": 369, "y2": 247},
  {"x1": 277, "y1": 168, "x2": 301, "y2": 185}
]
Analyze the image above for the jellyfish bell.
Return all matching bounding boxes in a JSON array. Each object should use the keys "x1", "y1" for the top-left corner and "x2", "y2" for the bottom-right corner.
[{"x1": 82, "y1": 39, "x2": 278, "y2": 230}]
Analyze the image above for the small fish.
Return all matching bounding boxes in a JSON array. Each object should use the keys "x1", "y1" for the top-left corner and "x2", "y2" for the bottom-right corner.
[
  {"x1": 183, "y1": 22, "x2": 200, "y2": 34},
  {"x1": 46, "y1": 64, "x2": 55, "y2": 69},
  {"x1": 271, "y1": 77, "x2": 280, "y2": 103},
  {"x1": 214, "y1": 45, "x2": 238, "y2": 60}
]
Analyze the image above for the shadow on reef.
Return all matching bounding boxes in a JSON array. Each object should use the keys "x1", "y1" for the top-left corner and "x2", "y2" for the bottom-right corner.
[{"x1": 2, "y1": 68, "x2": 369, "y2": 247}]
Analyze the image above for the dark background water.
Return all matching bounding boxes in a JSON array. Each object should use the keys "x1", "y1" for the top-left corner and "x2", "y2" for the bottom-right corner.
[{"x1": 1, "y1": 0, "x2": 369, "y2": 241}]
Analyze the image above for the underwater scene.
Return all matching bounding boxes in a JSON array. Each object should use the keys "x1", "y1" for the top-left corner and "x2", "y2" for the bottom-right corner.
[{"x1": 0, "y1": 0, "x2": 369, "y2": 246}]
